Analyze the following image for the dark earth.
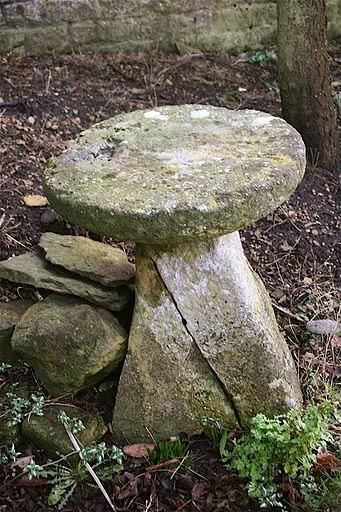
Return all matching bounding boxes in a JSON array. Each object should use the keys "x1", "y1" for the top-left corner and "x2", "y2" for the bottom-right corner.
[{"x1": 0, "y1": 41, "x2": 340, "y2": 511}]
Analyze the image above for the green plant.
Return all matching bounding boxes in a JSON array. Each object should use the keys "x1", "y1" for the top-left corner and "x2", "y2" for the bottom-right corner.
[
  {"x1": 0, "y1": 362, "x2": 12, "y2": 373},
  {"x1": 23, "y1": 441, "x2": 124, "y2": 509},
  {"x1": 148, "y1": 439, "x2": 191, "y2": 468},
  {"x1": 249, "y1": 49, "x2": 277, "y2": 67},
  {"x1": 0, "y1": 443, "x2": 21, "y2": 465},
  {"x1": 5, "y1": 389, "x2": 45, "y2": 426},
  {"x1": 304, "y1": 471, "x2": 341, "y2": 511},
  {"x1": 202, "y1": 416, "x2": 223, "y2": 445},
  {"x1": 220, "y1": 404, "x2": 333, "y2": 509},
  {"x1": 57, "y1": 410, "x2": 85, "y2": 434}
]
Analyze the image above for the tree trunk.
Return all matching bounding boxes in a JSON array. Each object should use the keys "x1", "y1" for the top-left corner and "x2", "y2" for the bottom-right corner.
[{"x1": 277, "y1": 0, "x2": 338, "y2": 171}]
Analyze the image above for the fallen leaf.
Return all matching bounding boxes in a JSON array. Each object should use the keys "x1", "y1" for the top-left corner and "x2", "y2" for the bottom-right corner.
[
  {"x1": 313, "y1": 452, "x2": 341, "y2": 473},
  {"x1": 191, "y1": 482, "x2": 207, "y2": 500},
  {"x1": 11, "y1": 455, "x2": 33, "y2": 469},
  {"x1": 331, "y1": 336, "x2": 341, "y2": 348},
  {"x1": 18, "y1": 474, "x2": 46, "y2": 486},
  {"x1": 23, "y1": 195, "x2": 49, "y2": 207},
  {"x1": 332, "y1": 366, "x2": 341, "y2": 380},
  {"x1": 123, "y1": 443, "x2": 155, "y2": 458},
  {"x1": 302, "y1": 352, "x2": 315, "y2": 364},
  {"x1": 280, "y1": 240, "x2": 293, "y2": 252},
  {"x1": 303, "y1": 276, "x2": 313, "y2": 285}
]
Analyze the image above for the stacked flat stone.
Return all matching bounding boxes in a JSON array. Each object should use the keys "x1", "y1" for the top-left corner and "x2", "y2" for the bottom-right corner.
[
  {"x1": 0, "y1": 234, "x2": 134, "y2": 395},
  {"x1": 44, "y1": 105, "x2": 306, "y2": 441}
]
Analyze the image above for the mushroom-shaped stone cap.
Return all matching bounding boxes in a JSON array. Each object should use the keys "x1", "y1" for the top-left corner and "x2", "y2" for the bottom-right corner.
[{"x1": 44, "y1": 105, "x2": 305, "y2": 244}]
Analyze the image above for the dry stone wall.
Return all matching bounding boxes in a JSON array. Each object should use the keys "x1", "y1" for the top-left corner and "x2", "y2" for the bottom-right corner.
[{"x1": 0, "y1": 0, "x2": 340, "y2": 56}]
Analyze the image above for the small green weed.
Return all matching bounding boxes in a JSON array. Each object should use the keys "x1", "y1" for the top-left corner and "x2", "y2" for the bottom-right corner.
[
  {"x1": 202, "y1": 416, "x2": 223, "y2": 445},
  {"x1": 305, "y1": 471, "x2": 341, "y2": 511},
  {"x1": 5, "y1": 388, "x2": 45, "y2": 426},
  {"x1": 220, "y1": 403, "x2": 334, "y2": 509},
  {"x1": 22, "y1": 441, "x2": 124, "y2": 509},
  {"x1": 148, "y1": 439, "x2": 191, "y2": 468},
  {"x1": 0, "y1": 362, "x2": 12, "y2": 373},
  {"x1": 0, "y1": 443, "x2": 21, "y2": 465},
  {"x1": 249, "y1": 49, "x2": 278, "y2": 67}
]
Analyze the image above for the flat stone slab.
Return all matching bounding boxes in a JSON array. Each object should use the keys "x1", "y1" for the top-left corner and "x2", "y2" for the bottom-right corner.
[
  {"x1": 0, "y1": 252, "x2": 130, "y2": 311},
  {"x1": 39, "y1": 233, "x2": 135, "y2": 287},
  {"x1": 44, "y1": 105, "x2": 305, "y2": 244}
]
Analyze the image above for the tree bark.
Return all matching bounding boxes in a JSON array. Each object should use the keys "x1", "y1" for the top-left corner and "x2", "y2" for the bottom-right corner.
[{"x1": 277, "y1": 0, "x2": 338, "y2": 171}]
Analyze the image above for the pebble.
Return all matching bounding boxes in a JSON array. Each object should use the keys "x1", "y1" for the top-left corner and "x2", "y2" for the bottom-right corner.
[{"x1": 40, "y1": 209, "x2": 57, "y2": 224}]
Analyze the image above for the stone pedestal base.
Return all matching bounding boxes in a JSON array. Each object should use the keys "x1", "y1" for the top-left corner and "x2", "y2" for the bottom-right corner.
[{"x1": 113, "y1": 232, "x2": 302, "y2": 442}]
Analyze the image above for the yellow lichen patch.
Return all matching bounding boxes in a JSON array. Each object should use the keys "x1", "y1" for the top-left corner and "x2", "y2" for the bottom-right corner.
[{"x1": 271, "y1": 154, "x2": 294, "y2": 165}]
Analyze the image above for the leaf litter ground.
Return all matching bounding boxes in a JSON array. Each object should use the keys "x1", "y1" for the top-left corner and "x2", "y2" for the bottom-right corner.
[{"x1": 0, "y1": 42, "x2": 340, "y2": 511}]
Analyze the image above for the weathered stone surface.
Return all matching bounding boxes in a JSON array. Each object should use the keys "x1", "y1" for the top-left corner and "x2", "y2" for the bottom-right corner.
[
  {"x1": 44, "y1": 106, "x2": 306, "y2": 244},
  {"x1": 306, "y1": 319, "x2": 341, "y2": 336},
  {"x1": 12, "y1": 294, "x2": 128, "y2": 394},
  {"x1": 113, "y1": 246, "x2": 237, "y2": 442},
  {"x1": 22, "y1": 405, "x2": 106, "y2": 456},
  {"x1": 0, "y1": 252, "x2": 131, "y2": 311},
  {"x1": 39, "y1": 233, "x2": 135, "y2": 287},
  {"x1": 40, "y1": 208, "x2": 57, "y2": 224},
  {"x1": 0, "y1": 300, "x2": 34, "y2": 363},
  {"x1": 0, "y1": 1, "x2": 339, "y2": 56},
  {"x1": 114, "y1": 233, "x2": 302, "y2": 440}
]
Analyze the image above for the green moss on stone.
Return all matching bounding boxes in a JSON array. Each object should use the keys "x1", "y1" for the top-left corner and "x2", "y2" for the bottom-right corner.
[
  {"x1": 22, "y1": 405, "x2": 106, "y2": 456},
  {"x1": 44, "y1": 105, "x2": 305, "y2": 244}
]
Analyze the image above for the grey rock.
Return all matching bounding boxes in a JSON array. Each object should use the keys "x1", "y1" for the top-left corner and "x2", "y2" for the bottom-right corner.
[
  {"x1": 0, "y1": 300, "x2": 35, "y2": 363},
  {"x1": 0, "y1": 252, "x2": 131, "y2": 311},
  {"x1": 12, "y1": 294, "x2": 128, "y2": 394},
  {"x1": 44, "y1": 105, "x2": 306, "y2": 244},
  {"x1": 40, "y1": 208, "x2": 58, "y2": 224},
  {"x1": 113, "y1": 244, "x2": 237, "y2": 442},
  {"x1": 22, "y1": 405, "x2": 106, "y2": 456},
  {"x1": 306, "y1": 319, "x2": 341, "y2": 336},
  {"x1": 39, "y1": 232, "x2": 135, "y2": 287},
  {"x1": 113, "y1": 233, "x2": 302, "y2": 441}
]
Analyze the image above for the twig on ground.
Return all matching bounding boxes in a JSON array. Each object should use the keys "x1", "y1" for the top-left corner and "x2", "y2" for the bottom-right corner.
[
  {"x1": 170, "y1": 454, "x2": 190, "y2": 480},
  {"x1": 44, "y1": 70, "x2": 52, "y2": 96},
  {"x1": 65, "y1": 428, "x2": 117, "y2": 512},
  {"x1": 147, "y1": 458, "x2": 179, "y2": 472},
  {"x1": 272, "y1": 303, "x2": 306, "y2": 323},
  {"x1": 0, "y1": 101, "x2": 25, "y2": 108}
]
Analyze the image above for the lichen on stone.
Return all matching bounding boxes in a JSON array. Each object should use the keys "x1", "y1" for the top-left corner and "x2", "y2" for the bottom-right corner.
[{"x1": 44, "y1": 105, "x2": 306, "y2": 244}]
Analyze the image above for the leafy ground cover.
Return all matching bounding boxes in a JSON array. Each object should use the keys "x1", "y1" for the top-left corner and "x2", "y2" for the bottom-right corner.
[{"x1": 0, "y1": 42, "x2": 340, "y2": 511}]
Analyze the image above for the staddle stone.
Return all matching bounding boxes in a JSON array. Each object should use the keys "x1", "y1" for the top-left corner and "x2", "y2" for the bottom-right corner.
[
  {"x1": 44, "y1": 105, "x2": 305, "y2": 441},
  {"x1": 44, "y1": 105, "x2": 306, "y2": 244}
]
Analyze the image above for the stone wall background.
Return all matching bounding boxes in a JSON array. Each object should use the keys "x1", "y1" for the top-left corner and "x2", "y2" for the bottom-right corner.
[{"x1": 0, "y1": 0, "x2": 340, "y2": 56}]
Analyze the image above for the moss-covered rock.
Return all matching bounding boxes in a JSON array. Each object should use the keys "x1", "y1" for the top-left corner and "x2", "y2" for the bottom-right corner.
[
  {"x1": 11, "y1": 294, "x2": 128, "y2": 395},
  {"x1": 113, "y1": 233, "x2": 302, "y2": 441},
  {"x1": 39, "y1": 233, "x2": 135, "y2": 287},
  {"x1": 0, "y1": 252, "x2": 131, "y2": 311},
  {"x1": 113, "y1": 244, "x2": 237, "y2": 442},
  {"x1": 0, "y1": 300, "x2": 34, "y2": 363},
  {"x1": 44, "y1": 105, "x2": 305, "y2": 244},
  {"x1": 22, "y1": 405, "x2": 106, "y2": 457}
]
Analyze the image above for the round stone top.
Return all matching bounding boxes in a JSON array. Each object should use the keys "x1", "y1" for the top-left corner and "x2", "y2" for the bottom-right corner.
[{"x1": 44, "y1": 105, "x2": 305, "y2": 244}]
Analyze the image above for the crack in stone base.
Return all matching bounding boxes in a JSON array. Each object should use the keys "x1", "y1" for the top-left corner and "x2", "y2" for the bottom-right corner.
[{"x1": 150, "y1": 256, "x2": 242, "y2": 428}]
